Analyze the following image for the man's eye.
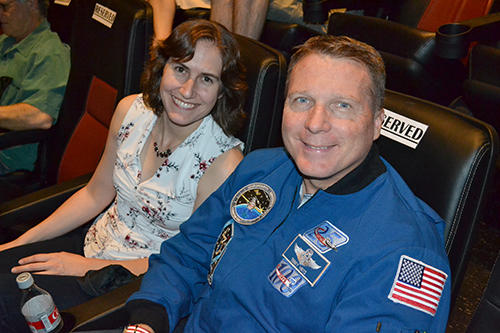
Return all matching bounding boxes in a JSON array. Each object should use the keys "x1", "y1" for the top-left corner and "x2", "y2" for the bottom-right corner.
[
  {"x1": 289, "y1": 97, "x2": 311, "y2": 111},
  {"x1": 338, "y1": 102, "x2": 350, "y2": 108}
]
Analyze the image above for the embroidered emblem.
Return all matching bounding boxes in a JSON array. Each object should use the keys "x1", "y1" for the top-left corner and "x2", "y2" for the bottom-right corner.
[
  {"x1": 303, "y1": 221, "x2": 349, "y2": 253},
  {"x1": 268, "y1": 259, "x2": 307, "y2": 298},
  {"x1": 208, "y1": 220, "x2": 234, "y2": 285},
  {"x1": 282, "y1": 235, "x2": 330, "y2": 286},
  {"x1": 294, "y1": 244, "x2": 321, "y2": 269},
  {"x1": 388, "y1": 255, "x2": 447, "y2": 316},
  {"x1": 230, "y1": 183, "x2": 276, "y2": 225}
]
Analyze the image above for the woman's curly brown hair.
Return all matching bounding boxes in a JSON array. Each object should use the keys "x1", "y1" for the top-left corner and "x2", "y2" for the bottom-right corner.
[{"x1": 141, "y1": 19, "x2": 247, "y2": 136}]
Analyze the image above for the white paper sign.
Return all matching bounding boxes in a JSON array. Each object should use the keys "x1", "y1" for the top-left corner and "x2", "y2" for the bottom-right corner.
[
  {"x1": 92, "y1": 3, "x2": 117, "y2": 28},
  {"x1": 381, "y1": 109, "x2": 428, "y2": 149}
]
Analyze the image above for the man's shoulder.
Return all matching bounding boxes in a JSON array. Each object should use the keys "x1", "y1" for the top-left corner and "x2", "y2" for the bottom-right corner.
[
  {"x1": 241, "y1": 147, "x2": 289, "y2": 167},
  {"x1": 27, "y1": 21, "x2": 70, "y2": 57},
  {"x1": 230, "y1": 147, "x2": 294, "y2": 180}
]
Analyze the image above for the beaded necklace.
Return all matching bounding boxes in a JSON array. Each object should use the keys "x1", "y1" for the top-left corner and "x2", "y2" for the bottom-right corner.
[{"x1": 153, "y1": 141, "x2": 181, "y2": 158}]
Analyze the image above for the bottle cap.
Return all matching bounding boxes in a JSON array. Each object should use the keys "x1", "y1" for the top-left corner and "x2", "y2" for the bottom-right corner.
[{"x1": 16, "y1": 272, "x2": 34, "y2": 289}]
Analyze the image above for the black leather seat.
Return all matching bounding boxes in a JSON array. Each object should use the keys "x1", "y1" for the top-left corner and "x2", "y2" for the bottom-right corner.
[
  {"x1": 378, "y1": 90, "x2": 499, "y2": 309},
  {"x1": 0, "y1": 0, "x2": 154, "y2": 202}
]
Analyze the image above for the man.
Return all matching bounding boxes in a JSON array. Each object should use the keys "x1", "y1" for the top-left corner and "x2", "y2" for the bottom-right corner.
[
  {"x1": 0, "y1": 0, "x2": 70, "y2": 174},
  {"x1": 125, "y1": 35, "x2": 451, "y2": 332}
]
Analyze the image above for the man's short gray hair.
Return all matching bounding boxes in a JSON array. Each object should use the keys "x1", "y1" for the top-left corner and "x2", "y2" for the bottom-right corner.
[
  {"x1": 17, "y1": 0, "x2": 49, "y2": 17},
  {"x1": 286, "y1": 35, "x2": 386, "y2": 115}
]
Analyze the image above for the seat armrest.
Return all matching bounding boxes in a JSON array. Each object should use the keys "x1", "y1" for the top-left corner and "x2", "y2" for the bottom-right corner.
[
  {"x1": 0, "y1": 173, "x2": 92, "y2": 232},
  {"x1": 436, "y1": 12, "x2": 500, "y2": 59},
  {"x1": 0, "y1": 129, "x2": 50, "y2": 150},
  {"x1": 62, "y1": 277, "x2": 142, "y2": 332}
]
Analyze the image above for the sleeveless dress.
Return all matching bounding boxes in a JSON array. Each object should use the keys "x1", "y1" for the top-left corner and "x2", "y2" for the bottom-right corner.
[{"x1": 83, "y1": 94, "x2": 243, "y2": 260}]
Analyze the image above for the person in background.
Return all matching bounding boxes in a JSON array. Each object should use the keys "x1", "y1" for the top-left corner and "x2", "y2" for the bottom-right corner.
[
  {"x1": 0, "y1": 0, "x2": 70, "y2": 174},
  {"x1": 125, "y1": 35, "x2": 451, "y2": 333},
  {"x1": 149, "y1": 0, "x2": 323, "y2": 42},
  {"x1": 0, "y1": 19, "x2": 246, "y2": 332}
]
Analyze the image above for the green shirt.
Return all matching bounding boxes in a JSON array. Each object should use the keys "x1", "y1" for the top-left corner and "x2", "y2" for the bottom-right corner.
[{"x1": 0, "y1": 19, "x2": 70, "y2": 172}]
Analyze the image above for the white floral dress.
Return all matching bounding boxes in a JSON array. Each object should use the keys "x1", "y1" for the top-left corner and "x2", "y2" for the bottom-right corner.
[{"x1": 83, "y1": 94, "x2": 243, "y2": 260}]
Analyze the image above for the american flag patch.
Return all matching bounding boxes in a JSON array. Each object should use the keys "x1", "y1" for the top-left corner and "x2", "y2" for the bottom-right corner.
[{"x1": 388, "y1": 255, "x2": 447, "y2": 316}]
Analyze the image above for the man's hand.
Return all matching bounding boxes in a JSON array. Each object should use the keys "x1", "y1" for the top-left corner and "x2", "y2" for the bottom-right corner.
[{"x1": 12, "y1": 252, "x2": 92, "y2": 277}]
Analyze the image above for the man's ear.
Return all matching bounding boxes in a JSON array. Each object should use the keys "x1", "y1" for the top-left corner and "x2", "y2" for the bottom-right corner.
[
  {"x1": 29, "y1": 0, "x2": 39, "y2": 12},
  {"x1": 373, "y1": 108, "x2": 385, "y2": 141}
]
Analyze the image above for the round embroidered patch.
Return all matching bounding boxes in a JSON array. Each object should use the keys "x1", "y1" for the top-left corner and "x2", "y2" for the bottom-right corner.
[{"x1": 230, "y1": 183, "x2": 276, "y2": 225}]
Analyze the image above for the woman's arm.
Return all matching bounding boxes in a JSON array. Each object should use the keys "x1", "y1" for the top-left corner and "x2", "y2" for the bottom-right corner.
[
  {"x1": 193, "y1": 146, "x2": 243, "y2": 211},
  {"x1": 11, "y1": 252, "x2": 149, "y2": 277},
  {"x1": 0, "y1": 95, "x2": 138, "y2": 252}
]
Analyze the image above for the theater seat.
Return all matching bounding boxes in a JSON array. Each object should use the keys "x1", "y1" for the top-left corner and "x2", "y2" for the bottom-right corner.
[
  {"x1": 378, "y1": 90, "x2": 499, "y2": 309},
  {"x1": 0, "y1": 0, "x2": 153, "y2": 202},
  {"x1": 0, "y1": 77, "x2": 117, "y2": 202}
]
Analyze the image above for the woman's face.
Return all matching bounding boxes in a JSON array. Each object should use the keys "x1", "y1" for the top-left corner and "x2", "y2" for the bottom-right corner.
[{"x1": 159, "y1": 40, "x2": 223, "y2": 130}]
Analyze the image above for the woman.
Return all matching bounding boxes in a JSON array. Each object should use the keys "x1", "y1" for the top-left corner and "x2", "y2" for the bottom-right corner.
[{"x1": 0, "y1": 19, "x2": 246, "y2": 331}]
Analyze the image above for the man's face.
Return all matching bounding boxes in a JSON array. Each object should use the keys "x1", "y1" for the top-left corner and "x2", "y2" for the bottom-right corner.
[
  {"x1": 282, "y1": 53, "x2": 384, "y2": 193},
  {"x1": 0, "y1": 0, "x2": 35, "y2": 41}
]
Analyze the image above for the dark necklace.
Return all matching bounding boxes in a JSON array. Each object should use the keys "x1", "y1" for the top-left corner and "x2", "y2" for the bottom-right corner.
[{"x1": 153, "y1": 141, "x2": 173, "y2": 158}]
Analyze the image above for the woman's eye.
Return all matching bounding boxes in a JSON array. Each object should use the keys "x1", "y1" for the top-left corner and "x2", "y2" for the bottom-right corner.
[
  {"x1": 174, "y1": 66, "x2": 186, "y2": 74},
  {"x1": 201, "y1": 76, "x2": 214, "y2": 84}
]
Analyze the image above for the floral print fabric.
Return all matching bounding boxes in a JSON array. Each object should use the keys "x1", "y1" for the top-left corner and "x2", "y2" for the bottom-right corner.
[{"x1": 84, "y1": 95, "x2": 243, "y2": 260}]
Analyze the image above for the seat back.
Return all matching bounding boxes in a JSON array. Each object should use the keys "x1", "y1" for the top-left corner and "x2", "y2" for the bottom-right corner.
[
  {"x1": 39, "y1": 0, "x2": 153, "y2": 186},
  {"x1": 57, "y1": 77, "x2": 118, "y2": 183},
  {"x1": 46, "y1": 0, "x2": 77, "y2": 45},
  {"x1": 233, "y1": 35, "x2": 287, "y2": 152},
  {"x1": 378, "y1": 90, "x2": 499, "y2": 308}
]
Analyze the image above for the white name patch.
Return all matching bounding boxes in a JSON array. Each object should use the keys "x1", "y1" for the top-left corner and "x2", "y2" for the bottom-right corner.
[
  {"x1": 92, "y1": 3, "x2": 117, "y2": 28},
  {"x1": 381, "y1": 109, "x2": 428, "y2": 149}
]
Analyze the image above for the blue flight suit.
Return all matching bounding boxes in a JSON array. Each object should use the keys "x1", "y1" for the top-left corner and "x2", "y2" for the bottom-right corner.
[{"x1": 127, "y1": 146, "x2": 451, "y2": 332}]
